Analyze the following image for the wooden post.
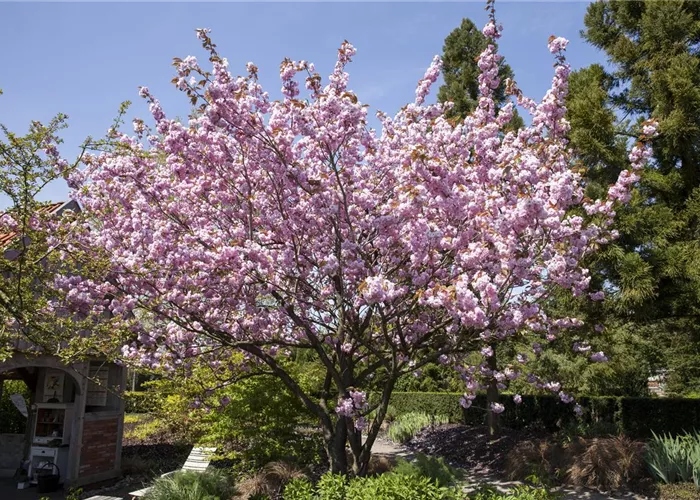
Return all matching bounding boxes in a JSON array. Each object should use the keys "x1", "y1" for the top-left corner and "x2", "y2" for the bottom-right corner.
[{"x1": 67, "y1": 361, "x2": 88, "y2": 485}]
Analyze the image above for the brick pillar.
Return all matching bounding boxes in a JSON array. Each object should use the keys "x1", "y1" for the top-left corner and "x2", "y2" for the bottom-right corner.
[{"x1": 79, "y1": 417, "x2": 119, "y2": 478}]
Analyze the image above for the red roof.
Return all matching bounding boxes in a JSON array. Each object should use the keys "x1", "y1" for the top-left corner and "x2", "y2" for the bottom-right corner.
[{"x1": 0, "y1": 201, "x2": 67, "y2": 248}]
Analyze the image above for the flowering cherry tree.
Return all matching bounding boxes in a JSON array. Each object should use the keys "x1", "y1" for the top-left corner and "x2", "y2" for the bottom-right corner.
[{"x1": 61, "y1": 4, "x2": 656, "y2": 475}]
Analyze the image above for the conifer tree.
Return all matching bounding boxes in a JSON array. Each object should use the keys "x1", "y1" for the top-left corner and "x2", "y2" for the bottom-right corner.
[
  {"x1": 438, "y1": 18, "x2": 523, "y2": 129},
  {"x1": 560, "y1": 0, "x2": 700, "y2": 393}
]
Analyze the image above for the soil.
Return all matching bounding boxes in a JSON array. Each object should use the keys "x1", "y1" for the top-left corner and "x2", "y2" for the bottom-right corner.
[{"x1": 405, "y1": 423, "x2": 548, "y2": 476}]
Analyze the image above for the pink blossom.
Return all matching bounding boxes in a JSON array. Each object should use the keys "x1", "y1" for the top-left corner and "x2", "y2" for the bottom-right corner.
[
  {"x1": 482, "y1": 21, "x2": 501, "y2": 39},
  {"x1": 545, "y1": 381, "x2": 561, "y2": 392},
  {"x1": 481, "y1": 346, "x2": 494, "y2": 358},
  {"x1": 641, "y1": 122, "x2": 659, "y2": 137},
  {"x1": 196, "y1": 28, "x2": 211, "y2": 41},
  {"x1": 590, "y1": 351, "x2": 609, "y2": 363},
  {"x1": 573, "y1": 342, "x2": 591, "y2": 353},
  {"x1": 491, "y1": 402, "x2": 505, "y2": 414},
  {"x1": 61, "y1": 15, "x2": 656, "y2": 431},
  {"x1": 415, "y1": 56, "x2": 442, "y2": 106},
  {"x1": 548, "y1": 36, "x2": 569, "y2": 54}
]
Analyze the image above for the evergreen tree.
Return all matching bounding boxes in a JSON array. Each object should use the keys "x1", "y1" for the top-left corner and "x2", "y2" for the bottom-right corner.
[
  {"x1": 438, "y1": 18, "x2": 523, "y2": 129},
  {"x1": 560, "y1": 0, "x2": 700, "y2": 394}
]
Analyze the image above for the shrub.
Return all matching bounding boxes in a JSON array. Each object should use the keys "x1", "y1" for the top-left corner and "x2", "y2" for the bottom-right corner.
[
  {"x1": 284, "y1": 478, "x2": 316, "y2": 500},
  {"x1": 386, "y1": 412, "x2": 449, "y2": 443},
  {"x1": 367, "y1": 455, "x2": 395, "y2": 475},
  {"x1": 122, "y1": 414, "x2": 169, "y2": 443},
  {"x1": 283, "y1": 473, "x2": 559, "y2": 500},
  {"x1": 196, "y1": 375, "x2": 322, "y2": 471},
  {"x1": 144, "y1": 469, "x2": 236, "y2": 500},
  {"x1": 504, "y1": 440, "x2": 569, "y2": 484},
  {"x1": 0, "y1": 380, "x2": 29, "y2": 434},
  {"x1": 558, "y1": 419, "x2": 619, "y2": 441},
  {"x1": 139, "y1": 373, "x2": 321, "y2": 473},
  {"x1": 467, "y1": 485, "x2": 560, "y2": 500},
  {"x1": 388, "y1": 393, "x2": 465, "y2": 424},
  {"x1": 316, "y1": 473, "x2": 347, "y2": 500},
  {"x1": 344, "y1": 474, "x2": 463, "y2": 500},
  {"x1": 283, "y1": 472, "x2": 463, "y2": 500},
  {"x1": 392, "y1": 453, "x2": 462, "y2": 487},
  {"x1": 123, "y1": 391, "x2": 160, "y2": 414},
  {"x1": 646, "y1": 431, "x2": 700, "y2": 487}
]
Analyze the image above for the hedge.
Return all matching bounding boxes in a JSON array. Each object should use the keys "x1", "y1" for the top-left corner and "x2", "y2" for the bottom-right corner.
[
  {"x1": 387, "y1": 392, "x2": 700, "y2": 438},
  {"x1": 122, "y1": 388, "x2": 700, "y2": 439}
]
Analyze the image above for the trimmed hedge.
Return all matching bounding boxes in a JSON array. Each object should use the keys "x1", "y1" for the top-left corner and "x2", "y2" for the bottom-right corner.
[
  {"x1": 123, "y1": 390, "x2": 159, "y2": 414},
  {"x1": 123, "y1": 388, "x2": 700, "y2": 439},
  {"x1": 387, "y1": 392, "x2": 700, "y2": 438}
]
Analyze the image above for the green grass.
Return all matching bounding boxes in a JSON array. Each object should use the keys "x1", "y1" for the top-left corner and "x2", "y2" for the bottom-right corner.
[
  {"x1": 123, "y1": 413, "x2": 165, "y2": 441},
  {"x1": 124, "y1": 413, "x2": 149, "y2": 424}
]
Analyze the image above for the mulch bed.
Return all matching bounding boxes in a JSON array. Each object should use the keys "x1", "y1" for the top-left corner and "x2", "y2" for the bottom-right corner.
[
  {"x1": 405, "y1": 423, "x2": 548, "y2": 475},
  {"x1": 406, "y1": 423, "x2": 659, "y2": 498}
]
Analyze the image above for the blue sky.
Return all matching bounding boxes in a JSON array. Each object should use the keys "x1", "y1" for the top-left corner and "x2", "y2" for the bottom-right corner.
[{"x1": 0, "y1": 1, "x2": 604, "y2": 205}]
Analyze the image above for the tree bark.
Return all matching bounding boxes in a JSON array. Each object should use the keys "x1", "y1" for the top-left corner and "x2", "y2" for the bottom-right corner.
[
  {"x1": 487, "y1": 348, "x2": 500, "y2": 437},
  {"x1": 327, "y1": 416, "x2": 348, "y2": 474}
]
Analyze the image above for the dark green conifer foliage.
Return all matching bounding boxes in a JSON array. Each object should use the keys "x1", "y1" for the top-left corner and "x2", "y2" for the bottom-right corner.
[
  {"x1": 561, "y1": 0, "x2": 700, "y2": 394},
  {"x1": 437, "y1": 18, "x2": 523, "y2": 129}
]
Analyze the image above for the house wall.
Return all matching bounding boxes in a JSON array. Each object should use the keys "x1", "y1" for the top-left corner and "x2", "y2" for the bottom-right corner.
[{"x1": 36, "y1": 368, "x2": 77, "y2": 404}]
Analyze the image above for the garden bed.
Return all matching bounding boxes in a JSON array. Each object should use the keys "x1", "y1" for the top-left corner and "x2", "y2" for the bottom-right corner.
[
  {"x1": 405, "y1": 423, "x2": 548, "y2": 476},
  {"x1": 404, "y1": 423, "x2": 659, "y2": 498}
]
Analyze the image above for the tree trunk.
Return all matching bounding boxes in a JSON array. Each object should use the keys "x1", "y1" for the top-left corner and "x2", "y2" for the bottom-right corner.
[
  {"x1": 487, "y1": 349, "x2": 500, "y2": 437},
  {"x1": 354, "y1": 377, "x2": 396, "y2": 476},
  {"x1": 322, "y1": 379, "x2": 396, "y2": 477},
  {"x1": 326, "y1": 416, "x2": 349, "y2": 474}
]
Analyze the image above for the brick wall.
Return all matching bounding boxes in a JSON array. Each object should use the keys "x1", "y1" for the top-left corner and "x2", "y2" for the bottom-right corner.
[{"x1": 79, "y1": 417, "x2": 119, "y2": 477}]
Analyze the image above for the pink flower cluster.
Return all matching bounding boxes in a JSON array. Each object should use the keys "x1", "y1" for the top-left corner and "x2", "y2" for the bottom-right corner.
[
  {"x1": 60, "y1": 12, "x2": 657, "y2": 418},
  {"x1": 336, "y1": 390, "x2": 368, "y2": 429}
]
